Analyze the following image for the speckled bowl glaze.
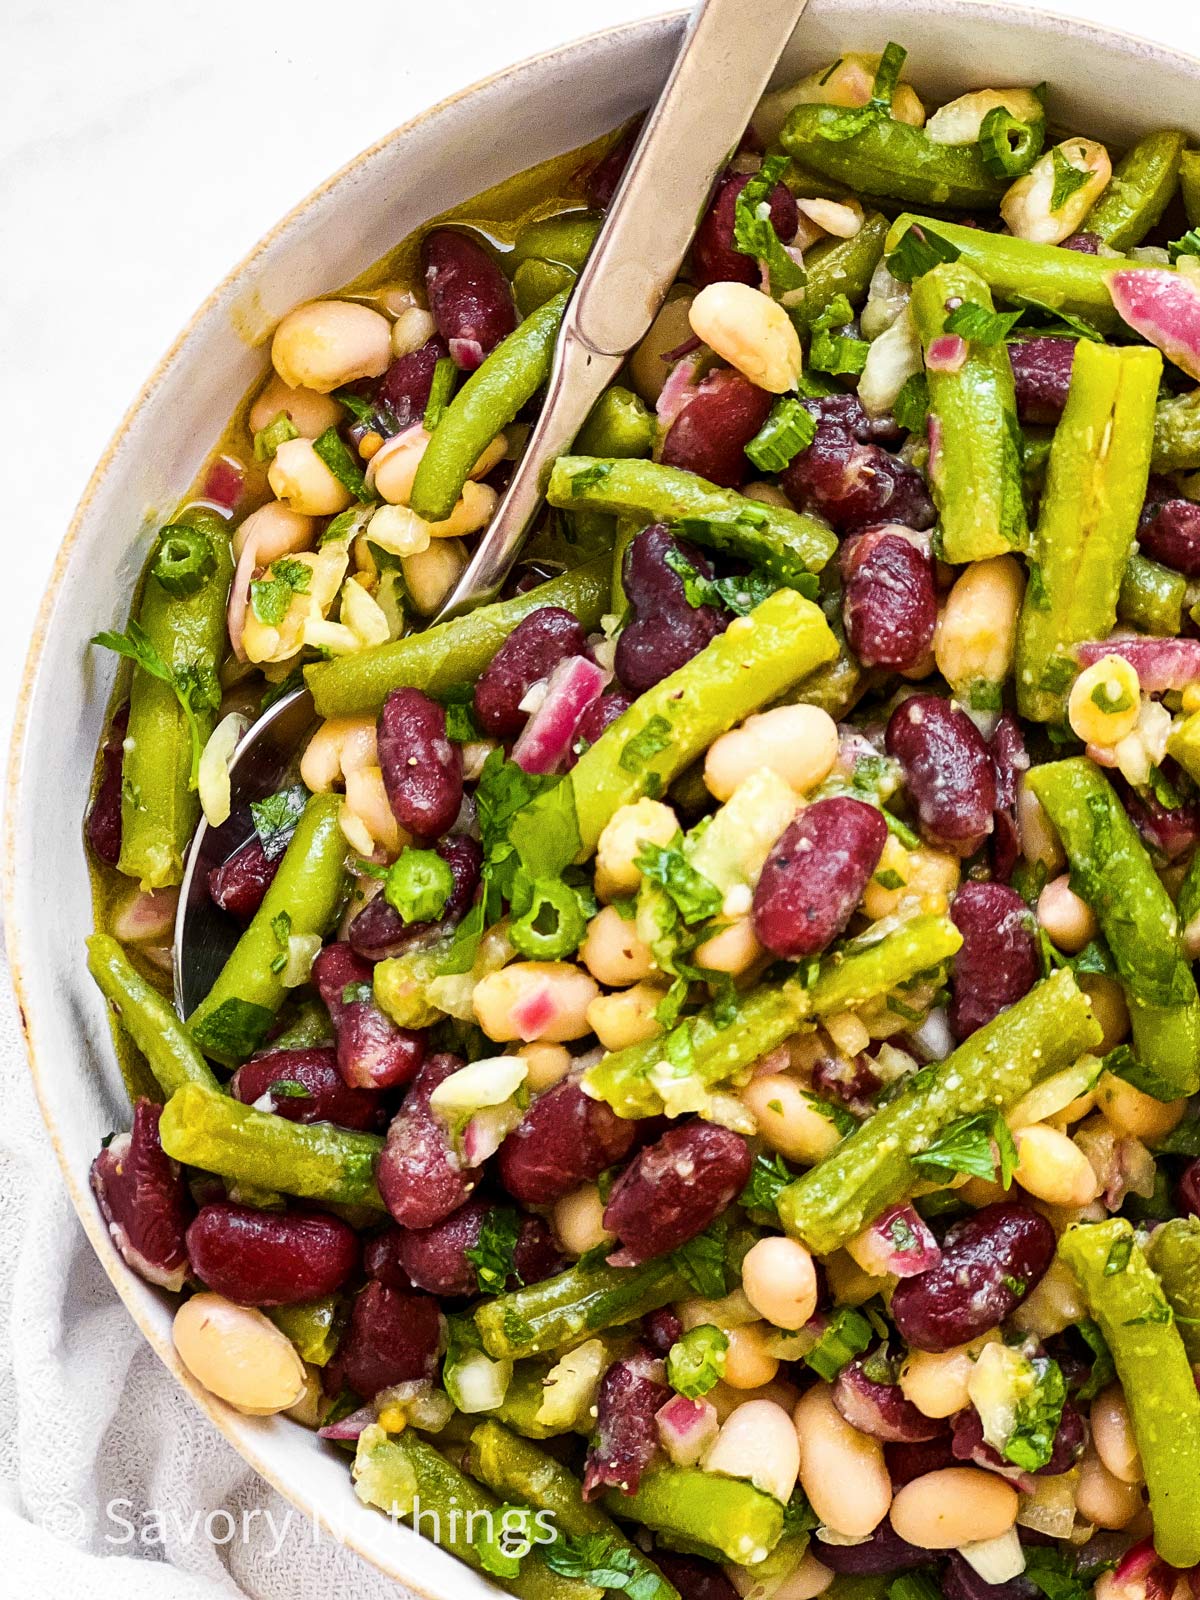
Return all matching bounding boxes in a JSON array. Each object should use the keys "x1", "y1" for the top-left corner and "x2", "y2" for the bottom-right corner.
[{"x1": 7, "y1": 2, "x2": 1200, "y2": 1592}]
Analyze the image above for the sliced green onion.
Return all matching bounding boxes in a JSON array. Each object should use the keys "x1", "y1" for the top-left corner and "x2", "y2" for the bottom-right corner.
[
  {"x1": 978, "y1": 106, "x2": 1045, "y2": 179},
  {"x1": 509, "y1": 879, "x2": 588, "y2": 960},
  {"x1": 423, "y1": 357, "x2": 458, "y2": 432},
  {"x1": 252, "y1": 409, "x2": 299, "y2": 463},
  {"x1": 745, "y1": 397, "x2": 818, "y2": 473},
  {"x1": 804, "y1": 1306, "x2": 873, "y2": 1381},
  {"x1": 312, "y1": 427, "x2": 371, "y2": 501},
  {"x1": 150, "y1": 524, "x2": 218, "y2": 598}
]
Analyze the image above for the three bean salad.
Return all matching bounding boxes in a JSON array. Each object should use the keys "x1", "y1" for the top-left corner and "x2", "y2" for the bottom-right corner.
[{"x1": 85, "y1": 41, "x2": 1200, "y2": 1600}]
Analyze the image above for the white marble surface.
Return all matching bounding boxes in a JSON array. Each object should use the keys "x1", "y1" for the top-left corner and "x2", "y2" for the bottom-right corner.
[{"x1": 1, "y1": 0, "x2": 1199, "y2": 768}]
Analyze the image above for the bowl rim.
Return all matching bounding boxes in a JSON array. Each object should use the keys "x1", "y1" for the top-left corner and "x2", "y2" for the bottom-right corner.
[{"x1": 6, "y1": 0, "x2": 1200, "y2": 1586}]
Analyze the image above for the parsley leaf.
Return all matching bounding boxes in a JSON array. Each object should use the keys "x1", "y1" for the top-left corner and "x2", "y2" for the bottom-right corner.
[
  {"x1": 943, "y1": 300, "x2": 1023, "y2": 345},
  {"x1": 911, "y1": 1109, "x2": 1018, "y2": 1188},
  {"x1": 90, "y1": 619, "x2": 219, "y2": 789},
  {"x1": 250, "y1": 556, "x2": 312, "y2": 627},
  {"x1": 250, "y1": 784, "x2": 307, "y2": 860},
  {"x1": 1105, "y1": 1235, "x2": 1134, "y2": 1276},
  {"x1": 618, "y1": 715, "x2": 674, "y2": 776},
  {"x1": 662, "y1": 544, "x2": 783, "y2": 617},
  {"x1": 893, "y1": 371, "x2": 930, "y2": 433},
  {"x1": 270, "y1": 909, "x2": 292, "y2": 974},
  {"x1": 1169, "y1": 227, "x2": 1200, "y2": 264},
  {"x1": 738, "y1": 1151, "x2": 797, "y2": 1221},
  {"x1": 808, "y1": 293, "x2": 870, "y2": 375},
  {"x1": 885, "y1": 222, "x2": 961, "y2": 283},
  {"x1": 732, "y1": 154, "x2": 806, "y2": 297},
  {"x1": 267, "y1": 1078, "x2": 311, "y2": 1098},
  {"x1": 667, "y1": 1324, "x2": 729, "y2": 1398},
  {"x1": 544, "y1": 1536, "x2": 664, "y2": 1600},
  {"x1": 190, "y1": 997, "x2": 275, "y2": 1061},
  {"x1": 312, "y1": 426, "x2": 371, "y2": 500},
  {"x1": 1074, "y1": 1317, "x2": 1115, "y2": 1402},
  {"x1": 1049, "y1": 146, "x2": 1091, "y2": 212},
  {"x1": 1004, "y1": 1355, "x2": 1067, "y2": 1472},
  {"x1": 670, "y1": 1220, "x2": 729, "y2": 1298},
  {"x1": 445, "y1": 700, "x2": 481, "y2": 742},
  {"x1": 465, "y1": 1207, "x2": 523, "y2": 1295},
  {"x1": 252, "y1": 409, "x2": 299, "y2": 462},
  {"x1": 635, "y1": 832, "x2": 722, "y2": 926},
  {"x1": 1022, "y1": 1548, "x2": 1091, "y2": 1600},
  {"x1": 1007, "y1": 296, "x2": 1105, "y2": 341}
]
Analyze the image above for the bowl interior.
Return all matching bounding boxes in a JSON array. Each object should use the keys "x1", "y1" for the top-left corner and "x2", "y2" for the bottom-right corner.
[{"x1": 7, "y1": 1, "x2": 1200, "y2": 1593}]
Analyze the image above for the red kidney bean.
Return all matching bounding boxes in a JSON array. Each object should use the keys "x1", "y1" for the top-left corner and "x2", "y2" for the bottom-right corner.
[
  {"x1": 947, "y1": 881, "x2": 1039, "y2": 1041},
  {"x1": 1180, "y1": 1159, "x2": 1200, "y2": 1217},
  {"x1": 833, "y1": 1357, "x2": 947, "y2": 1442},
  {"x1": 812, "y1": 1050, "x2": 882, "y2": 1115},
  {"x1": 752, "y1": 797, "x2": 888, "y2": 960},
  {"x1": 641, "y1": 1307, "x2": 684, "y2": 1357},
  {"x1": 990, "y1": 714, "x2": 1029, "y2": 884},
  {"x1": 842, "y1": 527, "x2": 937, "y2": 671},
  {"x1": 603, "y1": 1122, "x2": 751, "y2": 1266},
  {"x1": 886, "y1": 694, "x2": 997, "y2": 856},
  {"x1": 422, "y1": 229, "x2": 517, "y2": 371},
  {"x1": 584, "y1": 117, "x2": 644, "y2": 210},
  {"x1": 312, "y1": 941, "x2": 426, "y2": 1091},
  {"x1": 329, "y1": 1281, "x2": 442, "y2": 1398},
  {"x1": 652, "y1": 1553, "x2": 739, "y2": 1600},
  {"x1": 661, "y1": 368, "x2": 773, "y2": 488},
  {"x1": 377, "y1": 335, "x2": 449, "y2": 431},
  {"x1": 615, "y1": 525, "x2": 728, "y2": 694},
  {"x1": 347, "y1": 835, "x2": 482, "y2": 961},
  {"x1": 782, "y1": 412, "x2": 936, "y2": 534},
  {"x1": 186, "y1": 1202, "x2": 359, "y2": 1306},
  {"x1": 86, "y1": 703, "x2": 128, "y2": 867},
  {"x1": 1008, "y1": 338, "x2": 1078, "y2": 425},
  {"x1": 944, "y1": 1553, "x2": 1039, "y2": 1600},
  {"x1": 362, "y1": 1225, "x2": 414, "y2": 1290},
  {"x1": 230, "y1": 1047, "x2": 388, "y2": 1131},
  {"x1": 891, "y1": 1203, "x2": 1057, "y2": 1352},
  {"x1": 885, "y1": 1435, "x2": 957, "y2": 1488},
  {"x1": 377, "y1": 1053, "x2": 482, "y2": 1228},
  {"x1": 1117, "y1": 767, "x2": 1200, "y2": 862},
  {"x1": 90, "y1": 1100, "x2": 191, "y2": 1291},
  {"x1": 208, "y1": 835, "x2": 279, "y2": 925},
  {"x1": 474, "y1": 606, "x2": 588, "y2": 737},
  {"x1": 1062, "y1": 232, "x2": 1102, "y2": 254},
  {"x1": 396, "y1": 1198, "x2": 562, "y2": 1296},
  {"x1": 571, "y1": 690, "x2": 634, "y2": 758},
  {"x1": 582, "y1": 1348, "x2": 670, "y2": 1499},
  {"x1": 498, "y1": 1075, "x2": 637, "y2": 1206},
  {"x1": 1138, "y1": 496, "x2": 1200, "y2": 577},
  {"x1": 951, "y1": 1399, "x2": 1082, "y2": 1480},
  {"x1": 692, "y1": 169, "x2": 799, "y2": 288},
  {"x1": 377, "y1": 687, "x2": 463, "y2": 841},
  {"x1": 813, "y1": 1521, "x2": 930, "y2": 1575},
  {"x1": 811, "y1": 391, "x2": 904, "y2": 445}
]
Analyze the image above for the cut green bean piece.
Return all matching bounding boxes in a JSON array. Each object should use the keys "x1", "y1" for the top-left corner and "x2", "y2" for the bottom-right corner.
[
  {"x1": 910, "y1": 261, "x2": 1027, "y2": 563},
  {"x1": 469, "y1": 1423, "x2": 679, "y2": 1600},
  {"x1": 352, "y1": 1427, "x2": 600, "y2": 1600},
  {"x1": 87, "y1": 933, "x2": 220, "y2": 1097},
  {"x1": 585, "y1": 913, "x2": 960, "y2": 1120},
  {"x1": 602, "y1": 1467, "x2": 784, "y2": 1566},
  {"x1": 791, "y1": 213, "x2": 889, "y2": 329},
  {"x1": 546, "y1": 456, "x2": 838, "y2": 584},
  {"x1": 1182, "y1": 150, "x2": 1200, "y2": 227},
  {"x1": 475, "y1": 1256, "x2": 686, "y2": 1361},
  {"x1": 1146, "y1": 1217, "x2": 1200, "y2": 1364},
  {"x1": 1025, "y1": 759, "x2": 1200, "y2": 1095},
  {"x1": 575, "y1": 387, "x2": 654, "y2": 460},
  {"x1": 306, "y1": 558, "x2": 610, "y2": 719},
  {"x1": 1059, "y1": 1219, "x2": 1200, "y2": 1569},
  {"x1": 269, "y1": 1295, "x2": 344, "y2": 1365},
  {"x1": 1118, "y1": 552, "x2": 1186, "y2": 636},
  {"x1": 187, "y1": 793, "x2": 348, "y2": 1065},
  {"x1": 159, "y1": 1083, "x2": 385, "y2": 1208},
  {"x1": 1153, "y1": 386, "x2": 1200, "y2": 472},
  {"x1": 886, "y1": 214, "x2": 1175, "y2": 332},
  {"x1": 1087, "y1": 131, "x2": 1187, "y2": 251},
  {"x1": 411, "y1": 290, "x2": 568, "y2": 521},
  {"x1": 778, "y1": 968, "x2": 1101, "y2": 1255},
  {"x1": 521, "y1": 589, "x2": 836, "y2": 866},
  {"x1": 1015, "y1": 341, "x2": 1161, "y2": 723},
  {"x1": 1168, "y1": 708, "x2": 1200, "y2": 785},
  {"x1": 782, "y1": 106, "x2": 1006, "y2": 210},
  {"x1": 117, "y1": 511, "x2": 233, "y2": 889}
]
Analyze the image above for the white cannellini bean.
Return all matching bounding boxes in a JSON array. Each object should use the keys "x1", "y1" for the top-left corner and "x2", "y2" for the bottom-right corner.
[
  {"x1": 934, "y1": 556, "x2": 1025, "y2": 696},
  {"x1": 586, "y1": 983, "x2": 667, "y2": 1052},
  {"x1": 1094, "y1": 1071, "x2": 1186, "y2": 1141},
  {"x1": 402, "y1": 539, "x2": 468, "y2": 615},
  {"x1": 742, "y1": 1075, "x2": 843, "y2": 1166},
  {"x1": 268, "y1": 438, "x2": 353, "y2": 517},
  {"x1": 704, "y1": 704, "x2": 839, "y2": 801},
  {"x1": 689, "y1": 282, "x2": 802, "y2": 394},
  {"x1": 173, "y1": 1293, "x2": 308, "y2": 1414},
  {"x1": 1036, "y1": 874, "x2": 1098, "y2": 953},
  {"x1": 1001, "y1": 138, "x2": 1112, "y2": 245},
  {"x1": 704, "y1": 1399, "x2": 800, "y2": 1504},
  {"x1": 579, "y1": 905, "x2": 657, "y2": 986},
  {"x1": 899, "y1": 1334, "x2": 1000, "y2": 1418},
  {"x1": 248, "y1": 373, "x2": 344, "y2": 439},
  {"x1": 231, "y1": 501, "x2": 316, "y2": 564},
  {"x1": 741, "y1": 1236, "x2": 819, "y2": 1330},
  {"x1": 392, "y1": 304, "x2": 437, "y2": 357},
  {"x1": 552, "y1": 1184, "x2": 614, "y2": 1257},
  {"x1": 271, "y1": 299, "x2": 392, "y2": 393},
  {"x1": 472, "y1": 962, "x2": 600, "y2": 1043},
  {"x1": 889, "y1": 1469, "x2": 1018, "y2": 1549},
  {"x1": 796, "y1": 198, "x2": 864, "y2": 238},
  {"x1": 925, "y1": 89, "x2": 1045, "y2": 145},
  {"x1": 594, "y1": 798, "x2": 678, "y2": 901},
  {"x1": 300, "y1": 715, "x2": 378, "y2": 792},
  {"x1": 1012, "y1": 1124, "x2": 1100, "y2": 1208},
  {"x1": 794, "y1": 1383, "x2": 892, "y2": 1538},
  {"x1": 1091, "y1": 1385, "x2": 1144, "y2": 1485}
]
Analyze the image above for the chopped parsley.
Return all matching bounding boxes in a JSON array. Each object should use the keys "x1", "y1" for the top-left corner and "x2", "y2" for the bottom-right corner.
[
  {"x1": 465, "y1": 1207, "x2": 523, "y2": 1295},
  {"x1": 250, "y1": 784, "x2": 307, "y2": 860},
  {"x1": 90, "y1": 619, "x2": 221, "y2": 789},
  {"x1": 666, "y1": 1324, "x2": 729, "y2": 1398},
  {"x1": 911, "y1": 1108, "x2": 1018, "y2": 1188},
  {"x1": 1049, "y1": 145, "x2": 1091, "y2": 212},
  {"x1": 732, "y1": 154, "x2": 806, "y2": 297},
  {"x1": 943, "y1": 300, "x2": 1023, "y2": 346}
]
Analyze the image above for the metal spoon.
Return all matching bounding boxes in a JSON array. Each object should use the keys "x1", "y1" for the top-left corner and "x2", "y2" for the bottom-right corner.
[{"x1": 175, "y1": 0, "x2": 807, "y2": 1014}]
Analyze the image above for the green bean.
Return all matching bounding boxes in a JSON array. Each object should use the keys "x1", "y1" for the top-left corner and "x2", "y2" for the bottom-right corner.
[
  {"x1": 1168, "y1": 708, "x2": 1200, "y2": 785},
  {"x1": 788, "y1": 607, "x2": 865, "y2": 719},
  {"x1": 1118, "y1": 552, "x2": 1186, "y2": 636},
  {"x1": 352, "y1": 1428, "x2": 600, "y2": 1600},
  {"x1": 1146, "y1": 1217, "x2": 1200, "y2": 1364},
  {"x1": 781, "y1": 106, "x2": 1006, "y2": 210},
  {"x1": 411, "y1": 290, "x2": 568, "y2": 521},
  {"x1": 1153, "y1": 386, "x2": 1200, "y2": 472},
  {"x1": 1058, "y1": 1219, "x2": 1200, "y2": 1569},
  {"x1": 886, "y1": 214, "x2": 1172, "y2": 332},
  {"x1": 1086, "y1": 131, "x2": 1187, "y2": 250},
  {"x1": 1025, "y1": 760, "x2": 1200, "y2": 1096},
  {"x1": 475, "y1": 1257, "x2": 687, "y2": 1361},
  {"x1": 585, "y1": 913, "x2": 960, "y2": 1120},
  {"x1": 86, "y1": 933, "x2": 220, "y2": 1097},
  {"x1": 469, "y1": 1423, "x2": 678, "y2": 1600},
  {"x1": 1182, "y1": 149, "x2": 1200, "y2": 227},
  {"x1": 602, "y1": 1468, "x2": 784, "y2": 1567},
  {"x1": 269, "y1": 998, "x2": 335, "y2": 1050},
  {"x1": 186, "y1": 793, "x2": 348, "y2": 1065},
  {"x1": 268, "y1": 1294, "x2": 344, "y2": 1365},
  {"x1": 778, "y1": 968, "x2": 1101, "y2": 1255},
  {"x1": 118, "y1": 512, "x2": 233, "y2": 889},
  {"x1": 790, "y1": 212, "x2": 889, "y2": 328},
  {"x1": 575, "y1": 387, "x2": 654, "y2": 460},
  {"x1": 158, "y1": 1083, "x2": 384, "y2": 1207},
  {"x1": 546, "y1": 457, "x2": 838, "y2": 584},
  {"x1": 517, "y1": 589, "x2": 836, "y2": 865},
  {"x1": 1015, "y1": 341, "x2": 1161, "y2": 723},
  {"x1": 306, "y1": 558, "x2": 610, "y2": 719},
  {"x1": 910, "y1": 261, "x2": 1028, "y2": 563},
  {"x1": 507, "y1": 214, "x2": 602, "y2": 316}
]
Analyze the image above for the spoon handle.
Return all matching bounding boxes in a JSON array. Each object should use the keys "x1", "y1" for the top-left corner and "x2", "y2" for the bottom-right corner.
[{"x1": 432, "y1": 0, "x2": 806, "y2": 621}]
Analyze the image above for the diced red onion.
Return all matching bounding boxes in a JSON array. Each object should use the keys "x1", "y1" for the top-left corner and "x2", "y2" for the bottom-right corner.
[
  {"x1": 655, "y1": 1394, "x2": 719, "y2": 1466},
  {"x1": 317, "y1": 1403, "x2": 376, "y2": 1440},
  {"x1": 1110, "y1": 269, "x2": 1200, "y2": 381},
  {"x1": 926, "y1": 335, "x2": 968, "y2": 373},
  {"x1": 1076, "y1": 636, "x2": 1200, "y2": 692},
  {"x1": 656, "y1": 351, "x2": 703, "y2": 430},
  {"x1": 202, "y1": 457, "x2": 244, "y2": 513},
  {"x1": 512, "y1": 656, "x2": 608, "y2": 774},
  {"x1": 849, "y1": 1203, "x2": 942, "y2": 1278}
]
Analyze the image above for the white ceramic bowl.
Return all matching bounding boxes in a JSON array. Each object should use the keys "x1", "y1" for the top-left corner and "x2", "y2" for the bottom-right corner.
[{"x1": 7, "y1": 2, "x2": 1200, "y2": 1592}]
